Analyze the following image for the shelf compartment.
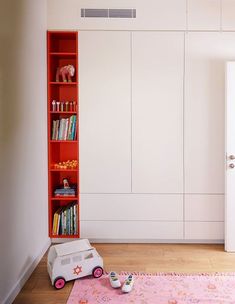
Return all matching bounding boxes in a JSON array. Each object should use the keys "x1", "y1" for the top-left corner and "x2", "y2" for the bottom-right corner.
[
  {"x1": 49, "y1": 32, "x2": 77, "y2": 53},
  {"x1": 49, "y1": 198, "x2": 79, "y2": 238},
  {"x1": 50, "y1": 171, "x2": 78, "y2": 196},
  {"x1": 49, "y1": 57, "x2": 77, "y2": 83},
  {"x1": 50, "y1": 152, "x2": 78, "y2": 170},
  {"x1": 49, "y1": 85, "x2": 78, "y2": 103}
]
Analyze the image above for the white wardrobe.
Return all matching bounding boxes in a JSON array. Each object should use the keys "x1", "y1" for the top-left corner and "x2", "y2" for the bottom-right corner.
[{"x1": 79, "y1": 30, "x2": 235, "y2": 242}]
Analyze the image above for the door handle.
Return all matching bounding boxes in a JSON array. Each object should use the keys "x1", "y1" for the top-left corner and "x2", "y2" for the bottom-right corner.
[
  {"x1": 229, "y1": 163, "x2": 235, "y2": 169},
  {"x1": 229, "y1": 155, "x2": 235, "y2": 160}
]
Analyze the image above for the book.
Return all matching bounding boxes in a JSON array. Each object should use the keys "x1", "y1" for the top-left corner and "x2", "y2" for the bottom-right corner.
[
  {"x1": 52, "y1": 120, "x2": 56, "y2": 140},
  {"x1": 71, "y1": 115, "x2": 77, "y2": 140},
  {"x1": 55, "y1": 120, "x2": 59, "y2": 140}
]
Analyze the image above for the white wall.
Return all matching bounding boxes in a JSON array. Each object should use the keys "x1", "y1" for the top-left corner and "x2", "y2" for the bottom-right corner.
[
  {"x1": 0, "y1": 1, "x2": 49, "y2": 303},
  {"x1": 47, "y1": 0, "x2": 235, "y2": 242},
  {"x1": 47, "y1": 0, "x2": 235, "y2": 31}
]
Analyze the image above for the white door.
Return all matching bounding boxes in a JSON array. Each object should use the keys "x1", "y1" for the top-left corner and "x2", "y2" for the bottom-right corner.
[{"x1": 225, "y1": 62, "x2": 235, "y2": 252}]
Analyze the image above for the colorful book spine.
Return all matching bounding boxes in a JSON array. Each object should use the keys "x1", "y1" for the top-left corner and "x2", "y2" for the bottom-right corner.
[
  {"x1": 52, "y1": 120, "x2": 56, "y2": 140},
  {"x1": 64, "y1": 118, "x2": 69, "y2": 140},
  {"x1": 68, "y1": 116, "x2": 73, "y2": 140},
  {"x1": 55, "y1": 120, "x2": 59, "y2": 140},
  {"x1": 71, "y1": 115, "x2": 77, "y2": 140}
]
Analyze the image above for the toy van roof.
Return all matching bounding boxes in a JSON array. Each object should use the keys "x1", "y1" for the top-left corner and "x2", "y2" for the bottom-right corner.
[{"x1": 53, "y1": 239, "x2": 93, "y2": 257}]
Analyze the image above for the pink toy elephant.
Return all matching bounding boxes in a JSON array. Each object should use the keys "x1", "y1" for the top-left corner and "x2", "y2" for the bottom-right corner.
[{"x1": 56, "y1": 64, "x2": 75, "y2": 82}]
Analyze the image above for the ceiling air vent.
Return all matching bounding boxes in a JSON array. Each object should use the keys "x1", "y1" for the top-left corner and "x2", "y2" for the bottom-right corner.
[{"x1": 81, "y1": 8, "x2": 136, "y2": 18}]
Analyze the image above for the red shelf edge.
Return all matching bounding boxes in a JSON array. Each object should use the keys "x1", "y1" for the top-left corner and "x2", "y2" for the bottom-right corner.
[
  {"x1": 50, "y1": 52, "x2": 77, "y2": 56},
  {"x1": 50, "y1": 111, "x2": 77, "y2": 114},
  {"x1": 50, "y1": 140, "x2": 78, "y2": 143},
  {"x1": 50, "y1": 169, "x2": 78, "y2": 172},
  {"x1": 50, "y1": 234, "x2": 80, "y2": 239},
  {"x1": 49, "y1": 82, "x2": 78, "y2": 85},
  {"x1": 51, "y1": 197, "x2": 79, "y2": 200}
]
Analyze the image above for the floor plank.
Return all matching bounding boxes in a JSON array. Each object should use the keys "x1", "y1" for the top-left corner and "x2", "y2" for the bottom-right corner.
[{"x1": 13, "y1": 243, "x2": 235, "y2": 304}]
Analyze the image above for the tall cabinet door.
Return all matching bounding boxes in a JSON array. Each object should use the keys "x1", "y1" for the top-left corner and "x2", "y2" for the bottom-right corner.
[
  {"x1": 132, "y1": 32, "x2": 184, "y2": 193},
  {"x1": 79, "y1": 31, "x2": 131, "y2": 193}
]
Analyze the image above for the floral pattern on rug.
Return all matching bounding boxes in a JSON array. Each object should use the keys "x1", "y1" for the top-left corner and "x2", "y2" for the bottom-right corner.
[{"x1": 67, "y1": 273, "x2": 235, "y2": 304}]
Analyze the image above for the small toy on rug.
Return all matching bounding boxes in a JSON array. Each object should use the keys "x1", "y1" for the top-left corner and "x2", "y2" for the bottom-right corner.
[
  {"x1": 122, "y1": 274, "x2": 134, "y2": 293},
  {"x1": 109, "y1": 272, "x2": 134, "y2": 293},
  {"x1": 47, "y1": 239, "x2": 103, "y2": 289},
  {"x1": 109, "y1": 271, "x2": 121, "y2": 288}
]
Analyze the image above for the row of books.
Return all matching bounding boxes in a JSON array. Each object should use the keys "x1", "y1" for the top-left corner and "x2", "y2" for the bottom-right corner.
[
  {"x1": 51, "y1": 115, "x2": 77, "y2": 140},
  {"x1": 52, "y1": 202, "x2": 78, "y2": 235}
]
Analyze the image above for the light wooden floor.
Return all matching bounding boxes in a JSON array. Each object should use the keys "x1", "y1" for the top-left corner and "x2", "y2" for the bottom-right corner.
[{"x1": 13, "y1": 243, "x2": 235, "y2": 304}]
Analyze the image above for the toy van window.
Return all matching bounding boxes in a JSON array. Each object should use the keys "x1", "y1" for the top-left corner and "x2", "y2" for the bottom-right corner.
[
  {"x1": 61, "y1": 258, "x2": 70, "y2": 265},
  {"x1": 49, "y1": 247, "x2": 56, "y2": 266},
  {"x1": 84, "y1": 252, "x2": 93, "y2": 259},
  {"x1": 72, "y1": 255, "x2": 82, "y2": 262}
]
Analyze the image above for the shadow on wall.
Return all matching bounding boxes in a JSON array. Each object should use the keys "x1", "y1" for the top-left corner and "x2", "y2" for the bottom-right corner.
[
  {"x1": 0, "y1": 1, "x2": 29, "y2": 300},
  {"x1": 0, "y1": 0, "x2": 48, "y2": 302}
]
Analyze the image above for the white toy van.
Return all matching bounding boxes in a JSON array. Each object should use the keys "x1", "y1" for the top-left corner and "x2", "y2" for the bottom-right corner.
[{"x1": 47, "y1": 239, "x2": 104, "y2": 289}]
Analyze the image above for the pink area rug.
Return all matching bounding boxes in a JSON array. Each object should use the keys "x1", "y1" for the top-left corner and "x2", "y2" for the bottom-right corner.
[{"x1": 67, "y1": 272, "x2": 235, "y2": 304}]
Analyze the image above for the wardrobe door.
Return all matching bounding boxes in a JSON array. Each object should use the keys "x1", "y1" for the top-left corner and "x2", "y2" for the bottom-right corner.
[
  {"x1": 132, "y1": 32, "x2": 184, "y2": 193},
  {"x1": 79, "y1": 31, "x2": 131, "y2": 193}
]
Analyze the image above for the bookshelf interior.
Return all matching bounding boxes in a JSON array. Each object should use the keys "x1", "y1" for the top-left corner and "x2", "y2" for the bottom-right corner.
[{"x1": 47, "y1": 31, "x2": 79, "y2": 238}]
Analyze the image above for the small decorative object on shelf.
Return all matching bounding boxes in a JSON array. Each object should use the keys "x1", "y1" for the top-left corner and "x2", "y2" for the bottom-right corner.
[
  {"x1": 52, "y1": 100, "x2": 56, "y2": 111},
  {"x1": 53, "y1": 160, "x2": 78, "y2": 169},
  {"x1": 56, "y1": 101, "x2": 60, "y2": 111},
  {"x1": 56, "y1": 64, "x2": 75, "y2": 82},
  {"x1": 51, "y1": 100, "x2": 76, "y2": 112},
  {"x1": 63, "y1": 178, "x2": 70, "y2": 189},
  {"x1": 61, "y1": 101, "x2": 64, "y2": 111},
  {"x1": 65, "y1": 101, "x2": 69, "y2": 111}
]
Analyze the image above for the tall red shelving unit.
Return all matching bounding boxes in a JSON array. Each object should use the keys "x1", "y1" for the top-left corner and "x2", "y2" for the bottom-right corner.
[{"x1": 47, "y1": 31, "x2": 79, "y2": 238}]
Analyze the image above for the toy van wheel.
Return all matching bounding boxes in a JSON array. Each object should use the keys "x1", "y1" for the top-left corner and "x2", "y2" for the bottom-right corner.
[
  {"x1": 92, "y1": 266, "x2": 103, "y2": 278},
  {"x1": 54, "y1": 277, "x2": 66, "y2": 289}
]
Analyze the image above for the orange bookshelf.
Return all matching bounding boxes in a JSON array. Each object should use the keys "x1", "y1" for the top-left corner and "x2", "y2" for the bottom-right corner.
[{"x1": 47, "y1": 31, "x2": 79, "y2": 238}]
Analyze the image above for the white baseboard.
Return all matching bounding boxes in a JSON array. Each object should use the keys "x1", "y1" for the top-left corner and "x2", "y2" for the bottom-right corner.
[
  {"x1": 51, "y1": 238, "x2": 224, "y2": 244},
  {"x1": 88, "y1": 239, "x2": 224, "y2": 244},
  {"x1": 3, "y1": 239, "x2": 51, "y2": 304}
]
